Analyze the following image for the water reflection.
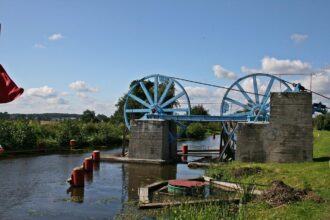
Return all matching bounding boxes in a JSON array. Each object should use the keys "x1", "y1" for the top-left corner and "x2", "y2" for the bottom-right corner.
[
  {"x1": 84, "y1": 171, "x2": 93, "y2": 183},
  {"x1": 68, "y1": 187, "x2": 84, "y2": 203},
  {"x1": 93, "y1": 162, "x2": 100, "y2": 171},
  {"x1": 125, "y1": 164, "x2": 177, "y2": 200},
  {"x1": 178, "y1": 135, "x2": 220, "y2": 150}
]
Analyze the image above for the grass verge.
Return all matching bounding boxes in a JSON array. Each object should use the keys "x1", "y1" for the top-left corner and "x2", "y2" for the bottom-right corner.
[{"x1": 204, "y1": 130, "x2": 330, "y2": 220}]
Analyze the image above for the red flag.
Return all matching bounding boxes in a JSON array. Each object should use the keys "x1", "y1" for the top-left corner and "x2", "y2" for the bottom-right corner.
[{"x1": 0, "y1": 64, "x2": 24, "y2": 103}]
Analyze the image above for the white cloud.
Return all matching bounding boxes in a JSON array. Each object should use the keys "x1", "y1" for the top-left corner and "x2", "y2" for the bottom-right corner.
[
  {"x1": 241, "y1": 66, "x2": 259, "y2": 74},
  {"x1": 0, "y1": 84, "x2": 116, "y2": 115},
  {"x1": 213, "y1": 64, "x2": 237, "y2": 79},
  {"x1": 76, "y1": 92, "x2": 96, "y2": 103},
  {"x1": 69, "y1": 81, "x2": 98, "y2": 93},
  {"x1": 184, "y1": 86, "x2": 208, "y2": 98},
  {"x1": 34, "y1": 43, "x2": 46, "y2": 49},
  {"x1": 300, "y1": 68, "x2": 330, "y2": 96},
  {"x1": 241, "y1": 57, "x2": 312, "y2": 75},
  {"x1": 60, "y1": 92, "x2": 70, "y2": 96},
  {"x1": 48, "y1": 33, "x2": 64, "y2": 41},
  {"x1": 290, "y1": 34, "x2": 308, "y2": 44},
  {"x1": 47, "y1": 97, "x2": 69, "y2": 105},
  {"x1": 26, "y1": 86, "x2": 57, "y2": 98}
]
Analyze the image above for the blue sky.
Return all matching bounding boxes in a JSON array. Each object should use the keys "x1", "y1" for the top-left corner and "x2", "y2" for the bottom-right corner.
[{"x1": 0, "y1": 0, "x2": 329, "y2": 115}]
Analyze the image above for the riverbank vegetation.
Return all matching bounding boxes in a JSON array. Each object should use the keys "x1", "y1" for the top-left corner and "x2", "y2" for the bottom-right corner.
[{"x1": 0, "y1": 116, "x2": 124, "y2": 151}]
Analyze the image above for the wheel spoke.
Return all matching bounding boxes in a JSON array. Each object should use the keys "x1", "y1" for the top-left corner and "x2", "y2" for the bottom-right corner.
[
  {"x1": 139, "y1": 81, "x2": 153, "y2": 105},
  {"x1": 154, "y1": 75, "x2": 158, "y2": 104},
  {"x1": 125, "y1": 109, "x2": 150, "y2": 113},
  {"x1": 261, "y1": 78, "x2": 275, "y2": 104},
  {"x1": 163, "y1": 108, "x2": 188, "y2": 113},
  {"x1": 128, "y1": 93, "x2": 151, "y2": 108},
  {"x1": 224, "y1": 97, "x2": 252, "y2": 111},
  {"x1": 235, "y1": 82, "x2": 255, "y2": 105},
  {"x1": 158, "y1": 78, "x2": 173, "y2": 105},
  {"x1": 161, "y1": 91, "x2": 185, "y2": 108},
  {"x1": 253, "y1": 75, "x2": 259, "y2": 104}
]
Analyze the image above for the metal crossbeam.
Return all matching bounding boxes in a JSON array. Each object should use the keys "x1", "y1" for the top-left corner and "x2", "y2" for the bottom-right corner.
[{"x1": 146, "y1": 114, "x2": 249, "y2": 122}]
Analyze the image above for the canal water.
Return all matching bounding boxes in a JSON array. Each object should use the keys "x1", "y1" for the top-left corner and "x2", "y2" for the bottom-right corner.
[{"x1": 0, "y1": 135, "x2": 220, "y2": 220}]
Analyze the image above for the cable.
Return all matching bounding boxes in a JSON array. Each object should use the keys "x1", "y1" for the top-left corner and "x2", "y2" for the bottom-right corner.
[
  {"x1": 172, "y1": 76, "x2": 268, "y2": 97},
  {"x1": 180, "y1": 102, "x2": 220, "y2": 105},
  {"x1": 280, "y1": 78, "x2": 330, "y2": 100},
  {"x1": 173, "y1": 75, "x2": 330, "y2": 100}
]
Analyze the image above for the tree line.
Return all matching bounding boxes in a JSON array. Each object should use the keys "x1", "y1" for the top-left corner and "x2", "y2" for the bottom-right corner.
[{"x1": 313, "y1": 113, "x2": 330, "y2": 130}]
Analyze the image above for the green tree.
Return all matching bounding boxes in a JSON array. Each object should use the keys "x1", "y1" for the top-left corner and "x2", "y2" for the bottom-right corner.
[
  {"x1": 82, "y1": 109, "x2": 98, "y2": 123},
  {"x1": 191, "y1": 105, "x2": 209, "y2": 116},
  {"x1": 0, "y1": 112, "x2": 10, "y2": 119},
  {"x1": 186, "y1": 122, "x2": 207, "y2": 139},
  {"x1": 324, "y1": 113, "x2": 330, "y2": 130},
  {"x1": 313, "y1": 113, "x2": 330, "y2": 130},
  {"x1": 96, "y1": 114, "x2": 110, "y2": 122},
  {"x1": 314, "y1": 115, "x2": 325, "y2": 130}
]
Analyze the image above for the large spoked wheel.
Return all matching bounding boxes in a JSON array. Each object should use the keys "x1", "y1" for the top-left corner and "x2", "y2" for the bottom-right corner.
[
  {"x1": 220, "y1": 73, "x2": 292, "y2": 137},
  {"x1": 124, "y1": 74, "x2": 191, "y2": 129}
]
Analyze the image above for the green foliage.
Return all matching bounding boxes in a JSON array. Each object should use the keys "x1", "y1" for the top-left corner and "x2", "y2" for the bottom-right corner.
[
  {"x1": 158, "y1": 203, "x2": 237, "y2": 220},
  {"x1": 0, "y1": 112, "x2": 10, "y2": 119},
  {"x1": 186, "y1": 122, "x2": 207, "y2": 139},
  {"x1": 56, "y1": 120, "x2": 85, "y2": 146},
  {"x1": 191, "y1": 104, "x2": 209, "y2": 116},
  {"x1": 96, "y1": 114, "x2": 110, "y2": 122},
  {"x1": 0, "y1": 120, "x2": 37, "y2": 150},
  {"x1": 0, "y1": 119, "x2": 123, "y2": 150},
  {"x1": 313, "y1": 113, "x2": 330, "y2": 130},
  {"x1": 81, "y1": 109, "x2": 99, "y2": 123}
]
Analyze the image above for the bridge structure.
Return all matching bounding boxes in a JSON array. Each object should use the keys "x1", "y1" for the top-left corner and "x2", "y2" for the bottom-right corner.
[{"x1": 123, "y1": 73, "x2": 327, "y2": 163}]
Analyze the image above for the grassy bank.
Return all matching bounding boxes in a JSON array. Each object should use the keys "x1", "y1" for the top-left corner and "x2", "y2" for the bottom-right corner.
[
  {"x1": 159, "y1": 130, "x2": 330, "y2": 220},
  {"x1": 205, "y1": 130, "x2": 330, "y2": 220}
]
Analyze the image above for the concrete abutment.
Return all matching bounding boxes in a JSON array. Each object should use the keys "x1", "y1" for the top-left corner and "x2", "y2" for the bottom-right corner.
[{"x1": 236, "y1": 92, "x2": 313, "y2": 163}]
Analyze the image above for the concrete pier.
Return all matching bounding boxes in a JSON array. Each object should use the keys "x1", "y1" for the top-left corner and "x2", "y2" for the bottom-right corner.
[
  {"x1": 236, "y1": 92, "x2": 313, "y2": 163},
  {"x1": 128, "y1": 119, "x2": 177, "y2": 163}
]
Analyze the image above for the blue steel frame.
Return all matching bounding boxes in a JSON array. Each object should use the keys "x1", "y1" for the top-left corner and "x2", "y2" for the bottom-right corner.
[
  {"x1": 220, "y1": 73, "x2": 292, "y2": 135},
  {"x1": 124, "y1": 74, "x2": 191, "y2": 129},
  {"x1": 124, "y1": 73, "x2": 293, "y2": 132}
]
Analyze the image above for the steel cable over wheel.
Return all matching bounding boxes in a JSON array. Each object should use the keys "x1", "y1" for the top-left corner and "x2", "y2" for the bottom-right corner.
[
  {"x1": 220, "y1": 73, "x2": 292, "y2": 138},
  {"x1": 124, "y1": 74, "x2": 191, "y2": 129}
]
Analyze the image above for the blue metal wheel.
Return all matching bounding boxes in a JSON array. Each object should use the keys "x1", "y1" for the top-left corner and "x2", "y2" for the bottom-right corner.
[
  {"x1": 220, "y1": 73, "x2": 292, "y2": 136},
  {"x1": 124, "y1": 74, "x2": 191, "y2": 129}
]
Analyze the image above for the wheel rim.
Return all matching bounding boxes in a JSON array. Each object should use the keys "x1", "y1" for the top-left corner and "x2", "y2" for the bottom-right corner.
[
  {"x1": 124, "y1": 74, "x2": 191, "y2": 129},
  {"x1": 220, "y1": 73, "x2": 292, "y2": 136}
]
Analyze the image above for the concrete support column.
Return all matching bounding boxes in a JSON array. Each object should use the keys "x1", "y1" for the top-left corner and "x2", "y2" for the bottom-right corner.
[
  {"x1": 236, "y1": 92, "x2": 313, "y2": 163},
  {"x1": 128, "y1": 119, "x2": 177, "y2": 162}
]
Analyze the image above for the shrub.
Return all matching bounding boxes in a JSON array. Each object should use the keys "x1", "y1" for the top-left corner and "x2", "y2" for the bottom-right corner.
[
  {"x1": 0, "y1": 120, "x2": 37, "y2": 150},
  {"x1": 313, "y1": 113, "x2": 330, "y2": 130},
  {"x1": 0, "y1": 119, "x2": 123, "y2": 150},
  {"x1": 186, "y1": 122, "x2": 207, "y2": 139}
]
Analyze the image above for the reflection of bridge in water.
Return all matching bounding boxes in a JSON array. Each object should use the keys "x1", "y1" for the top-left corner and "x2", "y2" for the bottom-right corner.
[{"x1": 125, "y1": 164, "x2": 177, "y2": 200}]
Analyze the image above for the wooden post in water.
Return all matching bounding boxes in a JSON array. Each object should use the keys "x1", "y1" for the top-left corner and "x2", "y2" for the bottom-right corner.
[{"x1": 121, "y1": 124, "x2": 127, "y2": 157}]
